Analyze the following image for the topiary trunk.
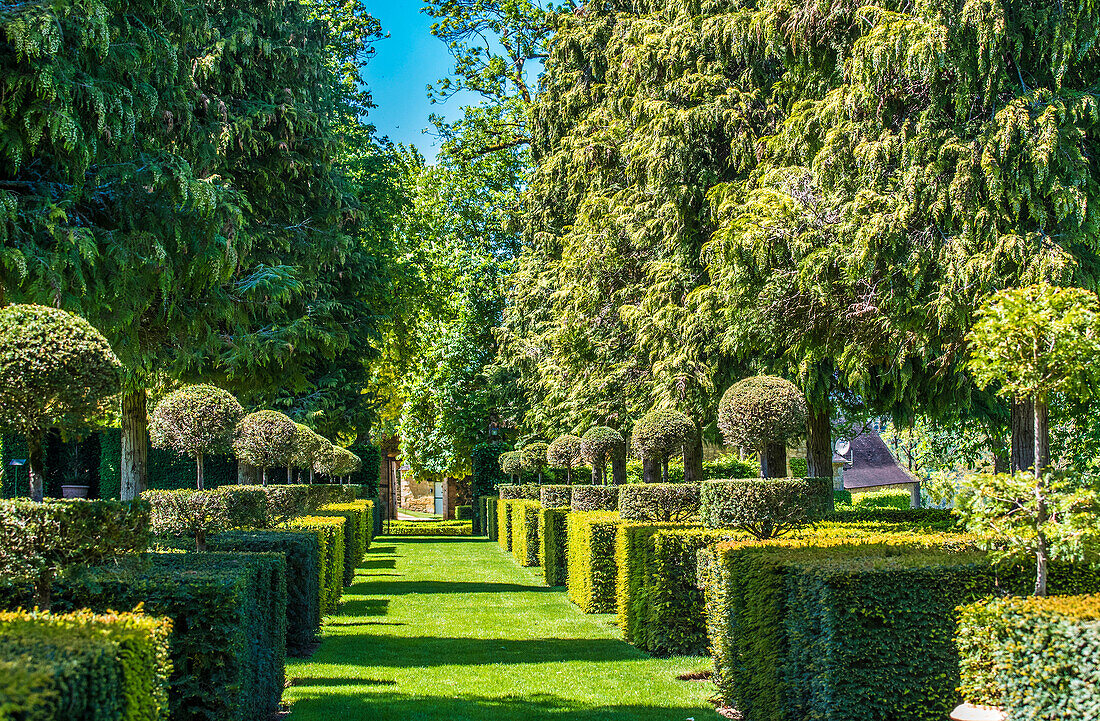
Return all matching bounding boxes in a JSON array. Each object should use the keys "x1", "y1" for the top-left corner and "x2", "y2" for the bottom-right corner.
[
  {"x1": 26, "y1": 431, "x2": 45, "y2": 502},
  {"x1": 683, "y1": 428, "x2": 704, "y2": 482},
  {"x1": 760, "y1": 443, "x2": 788, "y2": 478},
  {"x1": 120, "y1": 389, "x2": 148, "y2": 500},
  {"x1": 805, "y1": 406, "x2": 832, "y2": 478},
  {"x1": 196, "y1": 452, "x2": 205, "y2": 490},
  {"x1": 611, "y1": 454, "x2": 626, "y2": 486},
  {"x1": 642, "y1": 456, "x2": 661, "y2": 483}
]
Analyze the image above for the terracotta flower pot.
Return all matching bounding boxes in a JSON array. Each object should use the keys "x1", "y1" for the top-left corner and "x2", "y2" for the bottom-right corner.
[
  {"x1": 61, "y1": 485, "x2": 90, "y2": 499},
  {"x1": 951, "y1": 703, "x2": 1005, "y2": 721}
]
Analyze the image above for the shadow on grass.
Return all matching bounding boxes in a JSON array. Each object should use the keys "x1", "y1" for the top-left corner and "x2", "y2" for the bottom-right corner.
[
  {"x1": 292, "y1": 676, "x2": 397, "y2": 688},
  {"x1": 309, "y1": 635, "x2": 647, "y2": 667},
  {"x1": 287, "y1": 690, "x2": 710, "y2": 721},
  {"x1": 326, "y1": 620, "x2": 406, "y2": 627},
  {"x1": 337, "y1": 598, "x2": 390, "y2": 617},
  {"x1": 378, "y1": 536, "x2": 489, "y2": 544},
  {"x1": 366, "y1": 545, "x2": 397, "y2": 554},
  {"x1": 362, "y1": 558, "x2": 397, "y2": 569}
]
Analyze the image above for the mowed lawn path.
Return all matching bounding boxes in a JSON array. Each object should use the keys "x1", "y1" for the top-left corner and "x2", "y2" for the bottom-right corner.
[{"x1": 284, "y1": 536, "x2": 716, "y2": 721}]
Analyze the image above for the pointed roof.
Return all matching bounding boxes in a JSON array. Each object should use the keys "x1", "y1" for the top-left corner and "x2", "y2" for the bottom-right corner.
[{"x1": 842, "y1": 431, "x2": 917, "y2": 490}]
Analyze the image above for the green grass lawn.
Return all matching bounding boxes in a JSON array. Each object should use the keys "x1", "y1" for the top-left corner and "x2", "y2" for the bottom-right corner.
[
  {"x1": 284, "y1": 536, "x2": 716, "y2": 720},
  {"x1": 398, "y1": 508, "x2": 444, "y2": 520}
]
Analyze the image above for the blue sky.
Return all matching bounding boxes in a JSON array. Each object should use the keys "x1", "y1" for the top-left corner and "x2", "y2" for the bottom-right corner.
[{"x1": 362, "y1": 1, "x2": 478, "y2": 159}]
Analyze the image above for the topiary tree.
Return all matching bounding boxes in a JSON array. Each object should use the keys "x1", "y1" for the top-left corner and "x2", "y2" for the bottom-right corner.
[
  {"x1": 581, "y1": 426, "x2": 626, "y2": 485},
  {"x1": 289, "y1": 424, "x2": 326, "y2": 483},
  {"x1": 149, "y1": 385, "x2": 244, "y2": 490},
  {"x1": 547, "y1": 434, "x2": 583, "y2": 484},
  {"x1": 521, "y1": 442, "x2": 550, "y2": 483},
  {"x1": 499, "y1": 451, "x2": 524, "y2": 482},
  {"x1": 143, "y1": 489, "x2": 229, "y2": 552},
  {"x1": 0, "y1": 305, "x2": 121, "y2": 501},
  {"x1": 718, "y1": 376, "x2": 807, "y2": 478},
  {"x1": 330, "y1": 447, "x2": 361, "y2": 482},
  {"x1": 232, "y1": 411, "x2": 298, "y2": 486},
  {"x1": 312, "y1": 441, "x2": 339, "y2": 480},
  {"x1": 631, "y1": 410, "x2": 696, "y2": 483}
]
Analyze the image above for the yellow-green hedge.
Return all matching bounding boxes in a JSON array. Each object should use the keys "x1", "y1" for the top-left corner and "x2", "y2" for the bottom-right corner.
[
  {"x1": 483, "y1": 496, "x2": 499, "y2": 540},
  {"x1": 540, "y1": 507, "x2": 569, "y2": 586},
  {"x1": 511, "y1": 501, "x2": 541, "y2": 567},
  {"x1": 315, "y1": 500, "x2": 373, "y2": 584},
  {"x1": 286, "y1": 515, "x2": 345, "y2": 615},
  {"x1": 386, "y1": 520, "x2": 473, "y2": 536},
  {"x1": 566, "y1": 511, "x2": 621, "y2": 613},
  {"x1": 0, "y1": 609, "x2": 172, "y2": 721},
  {"x1": 497, "y1": 498, "x2": 515, "y2": 552}
]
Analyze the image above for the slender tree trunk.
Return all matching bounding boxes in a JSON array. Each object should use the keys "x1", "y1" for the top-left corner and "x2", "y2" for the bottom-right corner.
[
  {"x1": 642, "y1": 456, "x2": 661, "y2": 483},
  {"x1": 195, "y1": 530, "x2": 207, "y2": 553},
  {"x1": 34, "y1": 568, "x2": 53, "y2": 611},
  {"x1": 26, "y1": 432, "x2": 45, "y2": 501},
  {"x1": 593, "y1": 463, "x2": 603, "y2": 485},
  {"x1": 262, "y1": 467, "x2": 268, "y2": 486},
  {"x1": 309, "y1": 467, "x2": 314, "y2": 484},
  {"x1": 683, "y1": 428, "x2": 704, "y2": 482},
  {"x1": 196, "y1": 453, "x2": 205, "y2": 490},
  {"x1": 806, "y1": 406, "x2": 832, "y2": 478},
  {"x1": 287, "y1": 466, "x2": 293, "y2": 484},
  {"x1": 611, "y1": 454, "x2": 626, "y2": 485},
  {"x1": 760, "y1": 443, "x2": 788, "y2": 479},
  {"x1": 1011, "y1": 397, "x2": 1035, "y2": 473},
  {"x1": 566, "y1": 466, "x2": 572, "y2": 484},
  {"x1": 120, "y1": 389, "x2": 148, "y2": 500}
]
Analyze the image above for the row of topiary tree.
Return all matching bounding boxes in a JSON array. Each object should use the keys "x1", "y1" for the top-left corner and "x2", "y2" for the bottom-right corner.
[
  {"x1": 501, "y1": 375, "x2": 808, "y2": 485},
  {"x1": 0, "y1": 304, "x2": 359, "y2": 500}
]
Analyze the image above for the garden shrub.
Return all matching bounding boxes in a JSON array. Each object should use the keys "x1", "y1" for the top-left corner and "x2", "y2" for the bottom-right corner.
[
  {"x1": 40, "y1": 552, "x2": 287, "y2": 721},
  {"x1": 232, "y1": 410, "x2": 298, "y2": 484},
  {"x1": 540, "y1": 484, "x2": 572, "y2": 509},
  {"x1": 616, "y1": 524, "x2": 739, "y2": 656},
  {"x1": 149, "y1": 384, "x2": 243, "y2": 491},
  {"x1": 498, "y1": 483, "x2": 540, "y2": 500},
  {"x1": 618, "y1": 483, "x2": 700, "y2": 522},
  {"x1": 630, "y1": 410, "x2": 695, "y2": 480},
  {"x1": 571, "y1": 485, "x2": 618, "y2": 511},
  {"x1": 455, "y1": 505, "x2": 473, "y2": 521},
  {"x1": 0, "y1": 608, "x2": 172, "y2": 721},
  {"x1": 788, "y1": 456, "x2": 808, "y2": 478},
  {"x1": 540, "y1": 507, "x2": 569, "y2": 586},
  {"x1": 700, "y1": 478, "x2": 831, "y2": 538},
  {"x1": 566, "y1": 511, "x2": 621, "y2": 613},
  {"x1": 286, "y1": 515, "x2": 345, "y2": 614},
  {"x1": 497, "y1": 498, "x2": 515, "y2": 551},
  {"x1": 483, "y1": 496, "x2": 499, "y2": 540},
  {"x1": 0, "y1": 498, "x2": 149, "y2": 608},
  {"x1": 580, "y1": 426, "x2": 626, "y2": 484},
  {"x1": 833, "y1": 488, "x2": 852, "y2": 506},
  {"x1": 303, "y1": 484, "x2": 357, "y2": 510},
  {"x1": 718, "y1": 376, "x2": 806, "y2": 477},
  {"x1": 145, "y1": 489, "x2": 229, "y2": 551},
  {"x1": 829, "y1": 507, "x2": 959, "y2": 531},
  {"x1": 211, "y1": 529, "x2": 321, "y2": 655},
  {"x1": 957, "y1": 594, "x2": 1100, "y2": 719},
  {"x1": 386, "y1": 520, "x2": 473, "y2": 536},
  {"x1": 848, "y1": 487, "x2": 913, "y2": 509},
  {"x1": 704, "y1": 540, "x2": 1100, "y2": 721},
  {"x1": 511, "y1": 500, "x2": 541, "y2": 567},
  {"x1": 315, "y1": 500, "x2": 373, "y2": 584},
  {"x1": 217, "y1": 486, "x2": 270, "y2": 528}
]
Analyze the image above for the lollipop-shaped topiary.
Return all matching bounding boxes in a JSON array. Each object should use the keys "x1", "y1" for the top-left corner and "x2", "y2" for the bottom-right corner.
[
  {"x1": 289, "y1": 424, "x2": 326, "y2": 483},
  {"x1": 233, "y1": 410, "x2": 298, "y2": 486},
  {"x1": 581, "y1": 426, "x2": 626, "y2": 485},
  {"x1": 631, "y1": 410, "x2": 696, "y2": 483},
  {"x1": 522, "y1": 442, "x2": 551, "y2": 483},
  {"x1": 500, "y1": 451, "x2": 524, "y2": 482},
  {"x1": 547, "y1": 434, "x2": 583, "y2": 484},
  {"x1": 150, "y1": 385, "x2": 244, "y2": 490},
  {"x1": 718, "y1": 376, "x2": 807, "y2": 478}
]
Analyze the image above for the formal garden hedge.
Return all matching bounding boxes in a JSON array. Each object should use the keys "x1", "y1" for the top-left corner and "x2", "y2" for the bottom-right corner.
[
  {"x1": 314, "y1": 500, "x2": 374, "y2": 585},
  {"x1": 498, "y1": 483, "x2": 540, "y2": 500},
  {"x1": 700, "y1": 477, "x2": 832, "y2": 537},
  {"x1": 286, "y1": 515, "x2": 345, "y2": 614},
  {"x1": 570, "y1": 485, "x2": 618, "y2": 512},
  {"x1": 456, "y1": 504, "x2": 473, "y2": 520},
  {"x1": 618, "y1": 483, "x2": 700, "y2": 522},
  {"x1": 0, "y1": 609, "x2": 172, "y2": 721},
  {"x1": 539, "y1": 484, "x2": 572, "y2": 509},
  {"x1": 566, "y1": 512, "x2": 621, "y2": 613},
  {"x1": 540, "y1": 507, "x2": 569, "y2": 586},
  {"x1": 386, "y1": 520, "x2": 473, "y2": 536},
  {"x1": 482, "y1": 496, "x2": 499, "y2": 540},
  {"x1": 497, "y1": 498, "x2": 515, "y2": 551},
  {"x1": 958, "y1": 594, "x2": 1100, "y2": 718},
  {"x1": 511, "y1": 500, "x2": 541, "y2": 567}
]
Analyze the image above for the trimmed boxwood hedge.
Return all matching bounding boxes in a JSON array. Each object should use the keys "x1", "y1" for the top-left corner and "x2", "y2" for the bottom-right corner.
[
  {"x1": 828, "y1": 507, "x2": 959, "y2": 531},
  {"x1": 700, "y1": 477, "x2": 832, "y2": 537},
  {"x1": 540, "y1": 507, "x2": 569, "y2": 586},
  {"x1": 511, "y1": 500, "x2": 541, "y2": 567},
  {"x1": 539, "y1": 485, "x2": 572, "y2": 509},
  {"x1": 618, "y1": 483, "x2": 700, "y2": 522},
  {"x1": 483, "y1": 496, "x2": 499, "y2": 540},
  {"x1": 958, "y1": 594, "x2": 1100, "y2": 717},
  {"x1": 497, "y1": 498, "x2": 515, "y2": 551},
  {"x1": 31, "y1": 552, "x2": 288, "y2": 721},
  {"x1": 385, "y1": 520, "x2": 473, "y2": 536},
  {"x1": 498, "y1": 484, "x2": 540, "y2": 500},
  {"x1": 286, "y1": 515, "x2": 345, "y2": 615},
  {"x1": 315, "y1": 500, "x2": 373, "y2": 585},
  {"x1": 704, "y1": 539, "x2": 1100, "y2": 721},
  {"x1": 455, "y1": 505, "x2": 473, "y2": 521},
  {"x1": 211, "y1": 529, "x2": 321, "y2": 655},
  {"x1": 0, "y1": 609, "x2": 172, "y2": 721},
  {"x1": 566, "y1": 511, "x2": 621, "y2": 613},
  {"x1": 570, "y1": 485, "x2": 618, "y2": 512}
]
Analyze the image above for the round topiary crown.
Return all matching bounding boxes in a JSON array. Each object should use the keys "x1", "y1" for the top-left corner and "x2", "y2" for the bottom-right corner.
[
  {"x1": 521, "y1": 442, "x2": 550, "y2": 471},
  {"x1": 547, "y1": 434, "x2": 583, "y2": 467},
  {"x1": 150, "y1": 384, "x2": 243, "y2": 458},
  {"x1": 630, "y1": 410, "x2": 695, "y2": 460},
  {"x1": 499, "y1": 451, "x2": 524, "y2": 476},
  {"x1": 717, "y1": 375, "x2": 807, "y2": 450},
  {"x1": 233, "y1": 410, "x2": 298, "y2": 468},
  {"x1": 580, "y1": 426, "x2": 625, "y2": 467}
]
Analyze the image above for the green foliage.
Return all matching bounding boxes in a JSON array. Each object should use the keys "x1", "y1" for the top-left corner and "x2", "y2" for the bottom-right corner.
[
  {"x1": 484, "y1": 496, "x2": 499, "y2": 541},
  {"x1": 539, "y1": 485, "x2": 571, "y2": 509},
  {"x1": 290, "y1": 425, "x2": 327, "y2": 476},
  {"x1": 286, "y1": 515, "x2": 345, "y2": 615},
  {"x1": 233, "y1": 411, "x2": 298, "y2": 476},
  {"x1": 498, "y1": 484, "x2": 539, "y2": 500},
  {"x1": 618, "y1": 484, "x2": 700, "y2": 523},
  {"x1": 217, "y1": 486, "x2": 270, "y2": 529},
  {"x1": 455, "y1": 505, "x2": 473, "y2": 521},
  {"x1": 210, "y1": 529, "x2": 320, "y2": 655},
  {"x1": 788, "y1": 457, "x2": 808, "y2": 478},
  {"x1": 97, "y1": 430, "x2": 239, "y2": 498},
  {"x1": 845, "y1": 488, "x2": 913, "y2": 510},
  {"x1": 539, "y1": 507, "x2": 569, "y2": 586},
  {"x1": 499, "y1": 451, "x2": 524, "y2": 479},
  {"x1": 570, "y1": 486, "x2": 618, "y2": 512},
  {"x1": 0, "y1": 498, "x2": 148, "y2": 607},
  {"x1": 38, "y1": 552, "x2": 287, "y2": 721},
  {"x1": 143, "y1": 489, "x2": 229, "y2": 551},
  {"x1": 957, "y1": 594, "x2": 1100, "y2": 716},
  {"x1": 347, "y1": 443, "x2": 381, "y2": 495},
  {"x1": 314, "y1": 501, "x2": 374, "y2": 585},
  {"x1": 630, "y1": 410, "x2": 695, "y2": 463},
  {"x1": 701, "y1": 479, "x2": 832, "y2": 539},
  {"x1": 547, "y1": 434, "x2": 582, "y2": 471},
  {"x1": 520, "y1": 442, "x2": 550, "y2": 478},
  {"x1": 149, "y1": 385, "x2": 243, "y2": 463},
  {"x1": 511, "y1": 500, "x2": 541, "y2": 567},
  {"x1": 718, "y1": 377, "x2": 808, "y2": 451},
  {"x1": 566, "y1": 512, "x2": 621, "y2": 614},
  {"x1": 828, "y1": 507, "x2": 961, "y2": 532},
  {"x1": 470, "y1": 441, "x2": 510, "y2": 504},
  {"x1": 497, "y1": 498, "x2": 515, "y2": 551},
  {"x1": 0, "y1": 608, "x2": 172, "y2": 721},
  {"x1": 580, "y1": 427, "x2": 626, "y2": 483},
  {"x1": 385, "y1": 520, "x2": 473, "y2": 536}
]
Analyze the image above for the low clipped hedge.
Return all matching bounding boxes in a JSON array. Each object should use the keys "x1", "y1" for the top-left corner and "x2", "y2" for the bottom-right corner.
[
  {"x1": 566, "y1": 512, "x2": 621, "y2": 613},
  {"x1": 217, "y1": 486, "x2": 270, "y2": 528},
  {"x1": 704, "y1": 539, "x2": 1100, "y2": 721},
  {"x1": 498, "y1": 483, "x2": 540, "y2": 500},
  {"x1": 511, "y1": 500, "x2": 541, "y2": 567},
  {"x1": 828, "y1": 507, "x2": 959, "y2": 531},
  {"x1": 618, "y1": 483, "x2": 700, "y2": 522},
  {"x1": 571, "y1": 485, "x2": 618, "y2": 512},
  {"x1": 286, "y1": 515, "x2": 345, "y2": 615},
  {"x1": 616, "y1": 524, "x2": 738, "y2": 656},
  {"x1": 386, "y1": 520, "x2": 473, "y2": 536},
  {"x1": 497, "y1": 498, "x2": 515, "y2": 551},
  {"x1": 38, "y1": 552, "x2": 287, "y2": 721},
  {"x1": 540, "y1": 507, "x2": 569, "y2": 586},
  {"x1": 455, "y1": 505, "x2": 473, "y2": 521},
  {"x1": 315, "y1": 500, "x2": 373, "y2": 585},
  {"x1": 211, "y1": 529, "x2": 320, "y2": 655},
  {"x1": 483, "y1": 496, "x2": 499, "y2": 540},
  {"x1": 539, "y1": 485, "x2": 572, "y2": 509},
  {"x1": 700, "y1": 477, "x2": 832, "y2": 537},
  {"x1": 958, "y1": 594, "x2": 1100, "y2": 718},
  {"x1": 0, "y1": 609, "x2": 172, "y2": 721}
]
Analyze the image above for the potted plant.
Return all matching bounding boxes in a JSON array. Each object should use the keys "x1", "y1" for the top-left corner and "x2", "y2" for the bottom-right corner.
[{"x1": 60, "y1": 472, "x2": 90, "y2": 499}]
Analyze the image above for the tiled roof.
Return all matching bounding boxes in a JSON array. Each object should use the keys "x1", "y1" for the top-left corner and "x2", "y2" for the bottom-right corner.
[{"x1": 843, "y1": 431, "x2": 917, "y2": 490}]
